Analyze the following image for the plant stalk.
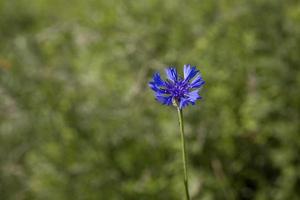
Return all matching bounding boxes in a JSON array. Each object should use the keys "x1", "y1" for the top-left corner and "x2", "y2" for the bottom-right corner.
[{"x1": 177, "y1": 107, "x2": 190, "y2": 200}]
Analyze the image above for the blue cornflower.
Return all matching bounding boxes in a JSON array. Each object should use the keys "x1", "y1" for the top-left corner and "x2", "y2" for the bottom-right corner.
[{"x1": 149, "y1": 64, "x2": 205, "y2": 109}]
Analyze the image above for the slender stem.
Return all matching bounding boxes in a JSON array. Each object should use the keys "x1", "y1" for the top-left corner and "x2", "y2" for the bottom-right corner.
[{"x1": 177, "y1": 107, "x2": 190, "y2": 200}]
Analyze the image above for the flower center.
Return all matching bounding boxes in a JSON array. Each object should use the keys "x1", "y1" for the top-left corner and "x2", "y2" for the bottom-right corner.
[{"x1": 167, "y1": 80, "x2": 189, "y2": 99}]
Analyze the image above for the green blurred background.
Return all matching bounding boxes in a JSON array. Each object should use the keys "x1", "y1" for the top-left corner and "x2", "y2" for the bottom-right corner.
[{"x1": 0, "y1": 0, "x2": 299, "y2": 199}]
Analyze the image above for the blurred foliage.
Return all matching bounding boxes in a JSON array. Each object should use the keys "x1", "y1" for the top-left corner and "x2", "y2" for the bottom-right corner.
[{"x1": 0, "y1": 0, "x2": 300, "y2": 199}]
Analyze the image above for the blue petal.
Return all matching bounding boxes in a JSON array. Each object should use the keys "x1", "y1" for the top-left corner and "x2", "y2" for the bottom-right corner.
[
  {"x1": 187, "y1": 90, "x2": 201, "y2": 102},
  {"x1": 183, "y1": 64, "x2": 198, "y2": 82},
  {"x1": 165, "y1": 67, "x2": 178, "y2": 82},
  {"x1": 190, "y1": 74, "x2": 205, "y2": 89},
  {"x1": 152, "y1": 72, "x2": 165, "y2": 86},
  {"x1": 149, "y1": 72, "x2": 170, "y2": 94},
  {"x1": 179, "y1": 97, "x2": 190, "y2": 109},
  {"x1": 148, "y1": 82, "x2": 169, "y2": 94},
  {"x1": 155, "y1": 95, "x2": 173, "y2": 105},
  {"x1": 183, "y1": 64, "x2": 191, "y2": 79}
]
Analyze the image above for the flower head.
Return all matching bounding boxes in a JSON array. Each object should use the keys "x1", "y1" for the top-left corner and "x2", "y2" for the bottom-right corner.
[{"x1": 149, "y1": 64, "x2": 205, "y2": 109}]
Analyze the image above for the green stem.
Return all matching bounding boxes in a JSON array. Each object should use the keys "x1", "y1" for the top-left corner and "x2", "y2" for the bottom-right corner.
[{"x1": 177, "y1": 107, "x2": 190, "y2": 200}]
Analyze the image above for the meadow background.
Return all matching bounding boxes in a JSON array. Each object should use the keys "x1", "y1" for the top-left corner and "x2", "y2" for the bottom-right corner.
[{"x1": 0, "y1": 0, "x2": 299, "y2": 199}]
